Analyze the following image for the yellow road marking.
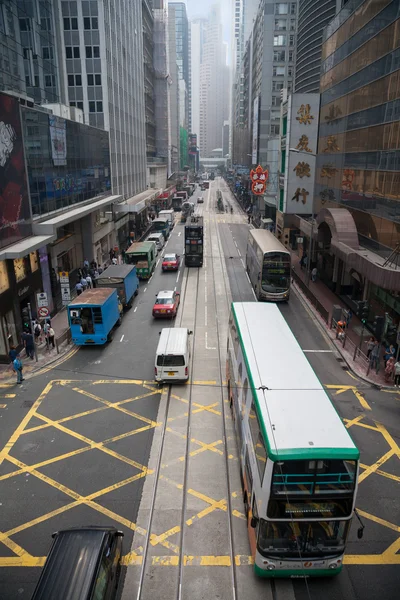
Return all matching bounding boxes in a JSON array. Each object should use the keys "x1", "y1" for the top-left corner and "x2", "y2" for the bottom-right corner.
[
  {"x1": 0, "y1": 404, "x2": 6, "y2": 408},
  {"x1": 359, "y1": 463, "x2": 400, "y2": 484},
  {"x1": 357, "y1": 510, "x2": 400, "y2": 534},
  {"x1": 358, "y1": 449, "x2": 394, "y2": 484},
  {"x1": 344, "y1": 415, "x2": 365, "y2": 429},
  {"x1": 0, "y1": 381, "x2": 53, "y2": 465},
  {"x1": 353, "y1": 389, "x2": 371, "y2": 411},
  {"x1": 3, "y1": 394, "x2": 16, "y2": 398}
]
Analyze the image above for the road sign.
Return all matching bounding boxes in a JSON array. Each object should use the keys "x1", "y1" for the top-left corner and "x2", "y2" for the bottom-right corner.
[
  {"x1": 36, "y1": 292, "x2": 48, "y2": 308},
  {"x1": 61, "y1": 287, "x2": 71, "y2": 305},
  {"x1": 59, "y1": 271, "x2": 69, "y2": 284},
  {"x1": 38, "y1": 306, "x2": 49, "y2": 318}
]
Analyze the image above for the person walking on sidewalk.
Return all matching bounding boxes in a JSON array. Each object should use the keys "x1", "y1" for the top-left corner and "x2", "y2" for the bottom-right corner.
[
  {"x1": 365, "y1": 336, "x2": 375, "y2": 358},
  {"x1": 384, "y1": 344, "x2": 395, "y2": 367},
  {"x1": 9, "y1": 345, "x2": 18, "y2": 362},
  {"x1": 76, "y1": 281, "x2": 83, "y2": 296},
  {"x1": 34, "y1": 320, "x2": 42, "y2": 344},
  {"x1": 86, "y1": 274, "x2": 93, "y2": 289},
  {"x1": 23, "y1": 331, "x2": 34, "y2": 359},
  {"x1": 13, "y1": 355, "x2": 24, "y2": 384},
  {"x1": 48, "y1": 326, "x2": 55, "y2": 349},
  {"x1": 394, "y1": 360, "x2": 400, "y2": 387},
  {"x1": 370, "y1": 340, "x2": 381, "y2": 373},
  {"x1": 385, "y1": 356, "x2": 395, "y2": 382},
  {"x1": 311, "y1": 267, "x2": 318, "y2": 282}
]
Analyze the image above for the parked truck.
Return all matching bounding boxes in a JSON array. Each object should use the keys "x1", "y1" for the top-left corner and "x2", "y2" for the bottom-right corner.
[
  {"x1": 68, "y1": 288, "x2": 122, "y2": 345},
  {"x1": 172, "y1": 195, "x2": 183, "y2": 211},
  {"x1": 158, "y1": 209, "x2": 175, "y2": 230},
  {"x1": 96, "y1": 264, "x2": 139, "y2": 309}
]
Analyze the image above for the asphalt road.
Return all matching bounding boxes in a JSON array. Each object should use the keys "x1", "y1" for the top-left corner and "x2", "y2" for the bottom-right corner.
[
  {"x1": 1, "y1": 180, "x2": 399, "y2": 600},
  {"x1": 219, "y1": 187, "x2": 400, "y2": 600},
  {"x1": 0, "y1": 198, "x2": 193, "y2": 599}
]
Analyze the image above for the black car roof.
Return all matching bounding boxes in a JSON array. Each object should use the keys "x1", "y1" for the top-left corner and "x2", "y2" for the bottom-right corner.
[{"x1": 32, "y1": 527, "x2": 114, "y2": 600}]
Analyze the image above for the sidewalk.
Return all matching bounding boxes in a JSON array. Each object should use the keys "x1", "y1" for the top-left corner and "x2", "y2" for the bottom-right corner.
[
  {"x1": 291, "y1": 254, "x2": 391, "y2": 389},
  {"x1": 0, "y1": 308, "x2": 73, "y2": 384}
]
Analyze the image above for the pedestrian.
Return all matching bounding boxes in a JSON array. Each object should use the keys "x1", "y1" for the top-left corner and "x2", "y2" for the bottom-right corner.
[
  {"x1": 384, "y1": 344, "x2": 395, "y2": 367},
  {"x1": 86, "y1": 274, "x2": 92, "y2": 289},
  {"x1": 365, "y1": 336, "x2": 375, "y2": 358},
  {"x1": 394, "y1": 359, "x2": 400, "y2": 387},
  {"x1": 370, "y1": 340, "x2": 380, "y2": 373},
  {"x1": 34, "y1": 320, "x2": 41, "y2": 344},
  {"x1": 80, "y1": 276, "x2": 88, "y2": 290},
  {"x1": 311, "y1": 267, "x2": 317, "y2": 282},
  {"x1": 84, "y1": 258, "x2": 89, "y2": 269},
  {"x1": 13, "y1": 354, "x2": 24, "y2": 384},
  {"x1": 112, "y1": 256, "x2": 118, "y2": 265},
  {"x1": 303, "y1": 255, "x2": 308, "y2": 270},
  {"x1": 48, "y1": 326, "x2": 55, "y2": 349},
  {"x1": 76, "y1": 281, "x2": 83, "y2": 296},
  {"x1": 346, "y1": 309, "x2": 353, "y2": 328},
  {"x1": 8, "y1": 345, "x2": 18, "y2": 362},
  {"x1": 24, "y1": 331, "x2": 34, "y2": 359},
  {"x1": 299, "y1": 255, "x2": 304, "y2": 269},
  {"x1": 385, "y1": 356, "x2": 395, "y2": 382},
  {"x1": 91, "y1": 259, "x2": 97, "y2": 270},
  {"x1": 247, "y1": 214, "x2": 251, "y2": 224}
]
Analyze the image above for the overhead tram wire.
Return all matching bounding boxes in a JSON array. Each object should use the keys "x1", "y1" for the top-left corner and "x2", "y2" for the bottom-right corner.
[{"x1": 216, "y1": 182, "x2": 313, "y2": 597}]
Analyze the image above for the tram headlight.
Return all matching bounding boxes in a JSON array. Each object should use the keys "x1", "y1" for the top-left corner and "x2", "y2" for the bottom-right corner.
[
  {"x1": 329, "y1": 563, "x2": 338, "y2": 569},
  {"x1": 267, "y1": 565, "x2": 275, "y2": 570}
]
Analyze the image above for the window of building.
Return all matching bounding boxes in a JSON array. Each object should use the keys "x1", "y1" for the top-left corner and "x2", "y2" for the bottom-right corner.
[
  {"x1": 95, "y1": 73, "x2": 101, "y2": 85},
  {"x1": 84, "y1": 17, "x2": 98, "y2": 30},
  {"x1": 19, "y1": 18, "x2": 30, "y2": 31},
  {"x1": 289, "y1": 50, "x2": 294, "y2": 61},
  {"x1": 64, "y1": 17, "x2": 78, "y2": 30},
  {"x1": 275, "y1": 19, "x2": 287, "y2": 30},
  {"x1": 273, "y1": 50, "x2": 286, "y2": 62},
  {"x1": 68, "y1": 74, "x2": 82, "y2": 86},
  {"x1": 23, "y1": 48, "x2": 30, "y2": 59},
  {"x1": 290, "y1": 3, "x2": 297, "y2": 15},
  {"x1": 96, "y1": 101, "x2": 103, "y2": 112},
  {"x1": 290, "y1": 19, "x2": 296, "y2": 30},
  {"x1": 272, "y1": 80, "x2": 284, "y2": 91},
  {"x1": 273, "y1": 66, "x2": 285, "y2": 76},
  {"x1": 87, "y1": 73, "x2": 94, "y2": 85},
  {"x1": 289, "y1": 34, "x2": 295, "y2": 46},
  {"x1": 275, "y1": 3, "x2": 288, "y2": 14},
  {"x1": 271, "y1": 124, "x2": 280, "y2": 135},
  {"x1": 89, "y1": 101, "x2": 96, "y2": 112},
  {"x1": 42, "y1": 47, "x2": 54, "y2": 60},
  {"x1": 77, "y1": 101, "x2": 84, "y2": 110},
  {"x1": 272, "y1": 96, "x2": 281, "y2": 107},
  {"x1": 66, "y1": 46, "x2": 72, "y2": 58},
  {"x1": 86, "y1": 45, "x2": 100, "y2": 58},
  {"x1": 41, "y1": 18, "x2": 51, "y2": 31},
  {"x1": 288, "y1": 66, "x2": 293, "y2": 77},
  {"x1": 45, "y1": 75, "x2": 55, "y2": 87},
  {"x1": 34, "y1": 75, "x2": 39, "y2": 87},
  {"x1": 274, "y1": 35, "x2": 286, "y2": 46}
]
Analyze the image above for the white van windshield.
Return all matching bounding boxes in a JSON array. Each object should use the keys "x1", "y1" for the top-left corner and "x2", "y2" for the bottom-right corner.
[{"x1": 157, "y1": 355, "x2": 185, "y2": 367}]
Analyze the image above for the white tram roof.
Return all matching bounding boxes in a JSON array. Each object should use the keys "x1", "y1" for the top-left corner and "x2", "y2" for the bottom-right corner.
[
  {"x1": 232, "y1": 302, "x2": 359, "y2": 460},
  {"x1": 249, "y1": 229, "x2": 290, "y2": 256}
]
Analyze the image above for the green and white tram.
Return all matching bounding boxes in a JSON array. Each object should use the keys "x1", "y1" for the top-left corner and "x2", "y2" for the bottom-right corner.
[
  {"x1": 227, "y1": 302, "x2": 360, "y2": 578},
  {"x1": 246, "y1": 229, "x2": 291, "y2": 301}
]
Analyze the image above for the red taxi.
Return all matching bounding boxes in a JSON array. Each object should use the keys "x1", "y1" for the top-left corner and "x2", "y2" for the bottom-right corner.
[
  {"x1": 162, "y1": 253, "x2": 180, "y2": 272},
  {"x1": 152, "y1": 290, "x2": 180, "y2": 318}
]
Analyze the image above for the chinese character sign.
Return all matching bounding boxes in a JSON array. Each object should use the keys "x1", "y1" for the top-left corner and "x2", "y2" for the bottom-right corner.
[{"x1": 250, "y1": 165, "x2": 269, "y2": 195}]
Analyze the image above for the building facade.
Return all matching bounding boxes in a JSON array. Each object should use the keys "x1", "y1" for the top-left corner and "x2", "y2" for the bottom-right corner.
[
  {"x1": 190, "y1": 18, "x2": 207, "y2": 144},
  {"x1": 298, "y1": 0, "x2": 400, "y2": 326},
  {"x1": 167, "y1": 5, "x2": 180, "y2": 173},
  {"x1": 294, "y1": 0, "x2": 339, "y2": 93},
  {"x1": 55, "y1": 0, "x2": 146, "y2": 199}
]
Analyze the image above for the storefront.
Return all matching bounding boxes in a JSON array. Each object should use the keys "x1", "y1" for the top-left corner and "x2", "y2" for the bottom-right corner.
[{"x1": 0, "y1": 254, "x2": 44, "y2": 363}]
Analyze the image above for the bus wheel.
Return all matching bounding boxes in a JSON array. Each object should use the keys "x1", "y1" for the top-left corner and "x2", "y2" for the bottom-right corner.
[
  {"x1": 107, "y1": 332, "x2": 113, "y2": 343},
  {"x1": 127, "y1": 299, "x2": 133, "y2": 309},
  {"x1": 116, "y1": 317, "x2": 122, "y2": 326},
  {"x1": 134, "y1": 288, "x2": 139, "y2": 297}
]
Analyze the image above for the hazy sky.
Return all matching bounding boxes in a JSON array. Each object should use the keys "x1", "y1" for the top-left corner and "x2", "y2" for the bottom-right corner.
[{"x1": 186, "y1": 0, "x2": 232, "y2": 48}]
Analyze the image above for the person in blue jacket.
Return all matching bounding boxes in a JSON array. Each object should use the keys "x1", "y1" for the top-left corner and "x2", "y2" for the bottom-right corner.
[{"x1": 13, "y1": 355, "x2": 24, "y2": 384}]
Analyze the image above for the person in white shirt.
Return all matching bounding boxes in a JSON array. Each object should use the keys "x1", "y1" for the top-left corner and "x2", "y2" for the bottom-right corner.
[{"x1": 86, "y1": 274, "x2": 92, "y2": 289}]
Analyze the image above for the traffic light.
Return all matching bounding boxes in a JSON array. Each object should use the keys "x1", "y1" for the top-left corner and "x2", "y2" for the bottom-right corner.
[
  {"x1": 373, "y1": 315, "x2": 384, "y2": 341},
  {"x1": 21, "y1": 307, "x2": 30, "y2": 330},
  {"x1": 361, "y1": 303, "x2": 369, "y2": 324}
]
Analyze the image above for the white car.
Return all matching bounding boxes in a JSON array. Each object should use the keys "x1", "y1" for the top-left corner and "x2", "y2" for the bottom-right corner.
[{"x1": 197, "y1": 196, "x2": 204, "y2": 203}]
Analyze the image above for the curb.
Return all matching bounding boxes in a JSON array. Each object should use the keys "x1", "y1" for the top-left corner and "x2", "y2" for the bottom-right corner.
[
  {"x1": 0, "y1": 342, "x2": 76, "y2": 385},
  {"x1": 291, "y1": 281, "x2": 390, "y2": 391}
]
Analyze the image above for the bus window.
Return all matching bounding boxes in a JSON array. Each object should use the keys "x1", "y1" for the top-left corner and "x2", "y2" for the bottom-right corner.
[{"x1": 249, "y1": 401, "x2": 267, "y2": 483}]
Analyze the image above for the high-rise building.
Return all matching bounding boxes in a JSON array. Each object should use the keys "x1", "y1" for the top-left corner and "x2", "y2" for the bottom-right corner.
[
  {"x1": 198, "y1": 4, "x2": 230, "y2": 158},
  {"x1": 190, "y1": 17, "x2": 207, "y2": 144},
  {"x1": 232, "y1": 0, "x2": 259, "y2": 77},
  {"x1": 142, "y1": 0, "x2": 156, "y2": 158},
  {"x1": 167, "y1": 5, "x2": 180, "y2": 173},
  {"x1": 0, "y1": 0, "x2": 60, "y2": 104},
  {"x1": 294, "y1": 0, "x2": 400, "y2": 317},
  {"x1": 55, "y1": 0, "x2": 146, "y2": 199},
  {"x1": 168, "y1": 2, "x2": 190, "y2": 169},
  {"x1": 153, "y1": 0, "x2": 171, "y2": 175},
  {"x1": 295, "y1": 0, "x2": 340, "y2": 93}
]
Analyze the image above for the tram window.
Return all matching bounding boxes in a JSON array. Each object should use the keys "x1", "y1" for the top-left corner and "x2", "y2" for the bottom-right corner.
[{"x1": 249, "y1": 401, "x2": 267, "y2": 483}]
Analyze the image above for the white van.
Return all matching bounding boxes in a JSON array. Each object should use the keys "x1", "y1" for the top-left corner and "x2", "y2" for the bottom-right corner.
[
  {"x1": 158, "y1": 209, "x2": 175, "y2": 230},
  {"x1": 155, "y1": 328, "x2": 192, "y2": 383},
  {"x1": 146, "y1": 232, "x2": 165, "y2": 252}
]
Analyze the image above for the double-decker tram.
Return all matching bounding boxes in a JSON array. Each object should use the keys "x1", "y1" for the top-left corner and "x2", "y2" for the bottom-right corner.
[
  {"x1": 184, "y1": 215, "x2": 203, "y2": 267},
  {"x1": 246, "y1": 229, "x2": 291, "y2": 301},
  {"x1": 227, "y1": 302, "x2": 360, "y2": 578}
]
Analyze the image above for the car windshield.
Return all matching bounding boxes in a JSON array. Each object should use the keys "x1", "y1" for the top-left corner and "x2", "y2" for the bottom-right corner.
[
  {"x1": 258, "y1": 520, "x2": 349, "y2": 558},
  {"x1": 164, "y1": 255, "x2": 176, "y2": 261},
  {"x1": 156, "y1": 297, "x2": 174, "y2": 305}
]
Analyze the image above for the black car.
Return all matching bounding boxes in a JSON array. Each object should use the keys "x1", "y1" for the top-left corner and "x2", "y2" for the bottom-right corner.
[{"x1": 31, "y1": 527, "x2": 124, "y2": 600}]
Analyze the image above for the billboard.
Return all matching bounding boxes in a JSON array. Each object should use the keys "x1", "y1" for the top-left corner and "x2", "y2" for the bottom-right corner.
[
  {"x1": 49, "y1": 115, "x2": 67, "y2": 166},
  {"x1": 252, "y1": 96, "x2": 259, "y2": 164},
  {"x1": 0, "y1": 93, "x2": 32, "y2": 250}
]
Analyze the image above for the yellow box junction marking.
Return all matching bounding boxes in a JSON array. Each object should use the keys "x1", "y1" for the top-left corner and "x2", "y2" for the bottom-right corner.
[{"x1": 1, "y1": 379, "x2": 400, "y2": 568}]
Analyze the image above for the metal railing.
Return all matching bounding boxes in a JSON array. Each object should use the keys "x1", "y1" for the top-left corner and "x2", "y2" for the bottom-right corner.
[{"x1": 55, "y1": 328, "x2": 72, "y2": 354}]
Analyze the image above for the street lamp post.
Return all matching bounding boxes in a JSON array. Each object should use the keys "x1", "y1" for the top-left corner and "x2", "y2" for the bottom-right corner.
[{"x1": 289, "y1": 147, "x2": 317, "y2": 286}]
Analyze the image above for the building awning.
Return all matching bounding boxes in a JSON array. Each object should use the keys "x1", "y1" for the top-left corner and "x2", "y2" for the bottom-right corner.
[
  {"x1": 0, "y1": 234, "x2": 56, "y2": 260},
  {"x1": 114, "y1": 188, "x2": 162, "y2": 215},
  {"x1": 33, "y1": 194, "x2": 122, "y2": 236}
]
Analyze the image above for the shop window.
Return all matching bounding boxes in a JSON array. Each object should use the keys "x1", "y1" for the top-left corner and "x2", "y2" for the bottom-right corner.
[
  {"x1": 30, "y1": 252, "x2": 39, "y2": 273},
  {"x1": 0, "y1": 261, "x2": 9, "y2": 294}
]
